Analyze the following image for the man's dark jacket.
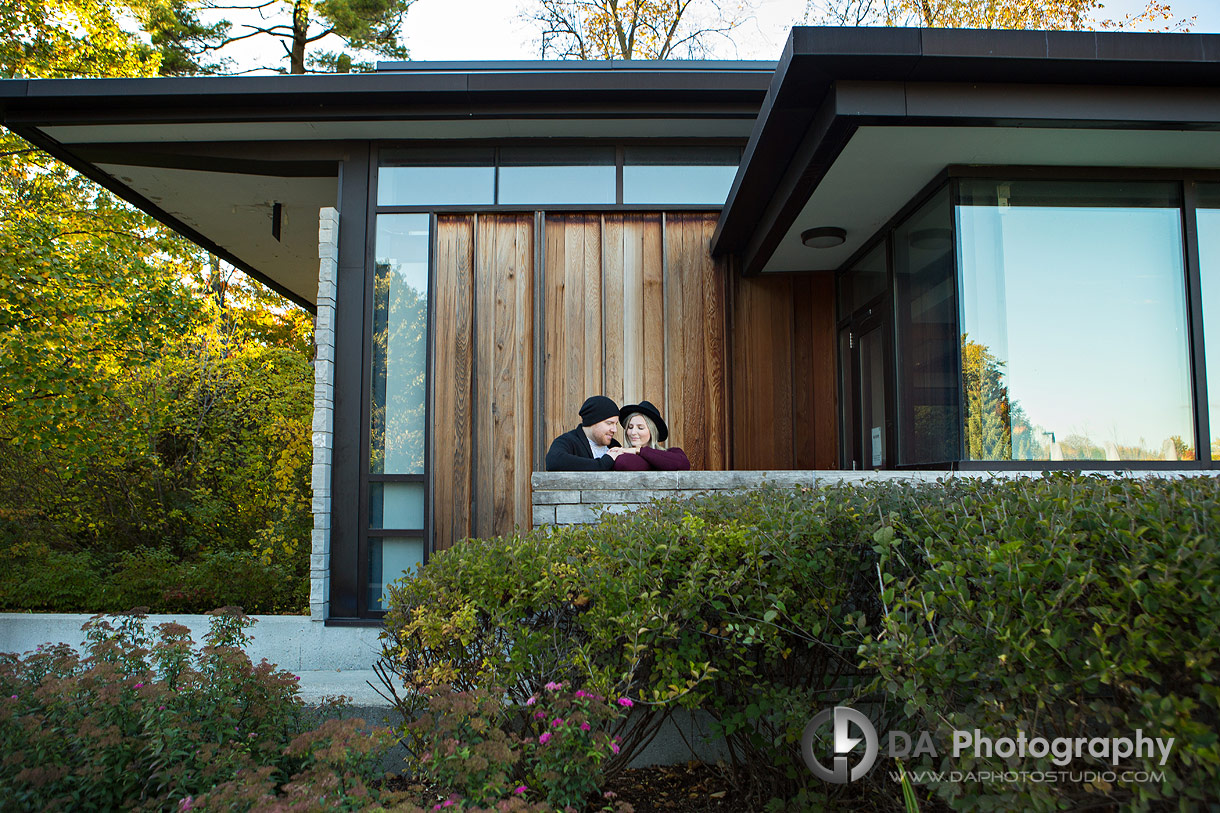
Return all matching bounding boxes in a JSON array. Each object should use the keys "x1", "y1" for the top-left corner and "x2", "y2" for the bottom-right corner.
[{"x1": 545, "y1": 426, "x2": 621, "y2": 471}]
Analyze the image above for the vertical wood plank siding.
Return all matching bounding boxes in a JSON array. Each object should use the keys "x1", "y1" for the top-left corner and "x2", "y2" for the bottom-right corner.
[
  {"x1": 730, "y1": 272, "x2": 838, "y2": 470},
  {"x1": 430, "y1": 211, "x2": 835, "y2": 551},
  {"x1": 432, "y1": 215, "x2": 475, "y2": 551}
]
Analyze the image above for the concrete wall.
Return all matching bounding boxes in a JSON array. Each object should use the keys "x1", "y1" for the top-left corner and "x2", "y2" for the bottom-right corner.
[{"x1": 0, "y1": 613, "x2": 386, "y2": 705}]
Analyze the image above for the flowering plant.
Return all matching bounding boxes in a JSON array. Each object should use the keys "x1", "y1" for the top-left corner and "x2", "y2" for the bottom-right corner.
[{"x1": 525, "y1": 682, "x2": 630, "y2": 809}]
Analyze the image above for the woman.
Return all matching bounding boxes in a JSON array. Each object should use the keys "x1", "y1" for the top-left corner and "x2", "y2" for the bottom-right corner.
[{"x1": 613, "y1": 400, "x2": 691, "y2": 471}]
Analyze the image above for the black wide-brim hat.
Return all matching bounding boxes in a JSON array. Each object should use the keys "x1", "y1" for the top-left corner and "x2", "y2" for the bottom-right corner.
[{"x1": 618, "y1": 400, "x2": 668, "y2": 444}]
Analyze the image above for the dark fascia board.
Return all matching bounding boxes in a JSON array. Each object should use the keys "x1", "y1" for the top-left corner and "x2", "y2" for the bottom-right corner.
[
  {"x1": 375, "y1": 59, "x2": 777, "y2": 72},
  {"x1": 0, "y1": 66, "x2": 774, "y2": 127},
  {"x1": 712, "y1": 26, "x2": 1220, "y2": 262}
]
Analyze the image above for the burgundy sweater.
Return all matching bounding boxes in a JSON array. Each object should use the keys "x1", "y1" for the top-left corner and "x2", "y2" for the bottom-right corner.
[{"x1": 613, "y1": 446, "x2": 691, "y2": 471}]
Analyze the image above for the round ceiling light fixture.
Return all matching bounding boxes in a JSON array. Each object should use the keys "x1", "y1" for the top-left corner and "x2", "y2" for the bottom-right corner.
[{"x1": 801, "y1": 226, "x2": 846, "y2": 249}]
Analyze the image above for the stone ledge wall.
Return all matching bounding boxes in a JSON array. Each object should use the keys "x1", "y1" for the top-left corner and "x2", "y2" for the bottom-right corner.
[
  {"x1": 310, "y1": 207, "x2": 339, "y2": 622},
  {"x1": 531, "y1": 469, "x2": 1220, "y2": 527}
]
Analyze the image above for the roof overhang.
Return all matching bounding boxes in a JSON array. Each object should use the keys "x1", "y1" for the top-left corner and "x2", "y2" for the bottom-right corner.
[
  {"x1": 0, "y1": 62, "x2": 775, "y2": 308},
  {"x1": 714, "y1": 27, "x2": 1220, "y2": 276}
]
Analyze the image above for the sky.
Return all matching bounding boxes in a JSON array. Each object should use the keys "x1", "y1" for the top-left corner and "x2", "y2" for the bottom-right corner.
[{"x1": 400, "y1": 0, "x2": 1220, "y2": 63}]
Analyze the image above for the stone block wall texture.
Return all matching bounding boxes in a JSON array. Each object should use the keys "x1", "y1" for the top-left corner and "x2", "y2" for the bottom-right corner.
[
  {"x1": 530, "y1": 469, "x2": 1219, "y2": 527},
  {"x1": 311, "y1": 208, "x2": 339, "y2": 621}
]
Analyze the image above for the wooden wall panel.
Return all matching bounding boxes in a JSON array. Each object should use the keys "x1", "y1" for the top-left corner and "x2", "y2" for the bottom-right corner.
[
  {"x1": 730, "y1": 271, "x2": 837, "y2": 471},
  {"x1": 542, "y1": 213, "x2": 728, "y2": 470},
  {"x1": 432, "y1": 210, "x2": 780, "y2": 552},
  {"x1": 473, "y1": 214, "x2": 534, "y2": 540},
  {"x1": 432, "y1": 215, "x2": 474, "y2": 551}
]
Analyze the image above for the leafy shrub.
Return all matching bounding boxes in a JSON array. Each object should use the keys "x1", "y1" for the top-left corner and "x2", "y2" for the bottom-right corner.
[
  {"x1": 0, "y1": 608, "x2": 391, "y2": 811},
  {"x1": 863, "y1": 474, "x2": 1220, "y2": 812},
  {"x1": 379, "y1": 482, "x2": 909, "y2": 807},
  {"x1": 381, "y1": 475, "x2": 1220, "y2": 810},
  {"x1": 392, "y1": 683, "x2": 630, "y2": 812}
]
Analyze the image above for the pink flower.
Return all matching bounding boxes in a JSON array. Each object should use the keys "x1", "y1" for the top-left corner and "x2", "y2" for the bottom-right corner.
[
  {"x1": 611, "y1": 742, "x2": 620, "y2": 754},
  {"x1": 551, "y1": 718, "x2": 564, "y2": 727},
  {"x1": 534, "y1": 711, "x2": 546, "y2": 720},
  {"x1": 514, "y1": 785, "x2": 527, "y2": 795},
  {"x1": 526, "y1": 696, "x2": 536, "y2": 706},
  {"x1": 575, "y1": 690, "x2": 588, "y2": 698},
  {"x1": 618, "y1": 697, "x2": 633, "y2": 708},
  {"x1": 544, "y1": 681, "x2": 562, "y2": 691},
  {"x1": 539, "y1": 732, "x2": 552, "y2": 745},
  {"x1": 442, "y1": 802, "x2": 454, "y2": 809},
  {"x1": 580, "y1": 723, "x2": 592, "y2": 732},
  {"x1": 178, "y1": 798, "x2": 194, "y2": 812},
  {"x1": 158, "y1": 705, "x2": 167, "y2": 711},
  {"x1": 134, "y1": 683, "x2": 145, "y2": 689}
]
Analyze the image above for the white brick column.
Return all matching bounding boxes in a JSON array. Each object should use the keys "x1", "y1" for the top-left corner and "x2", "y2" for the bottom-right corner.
[{"x1": 310, "y1": 207, "x2": 339, "y2": 621}]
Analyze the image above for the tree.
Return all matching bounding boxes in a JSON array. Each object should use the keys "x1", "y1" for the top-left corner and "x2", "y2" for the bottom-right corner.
[
  {"x1": 146, "y1": 0, "x2": 417, "y2": 75},
  {"x1": 527, "y1": 0, "x2": 753, "y2": 60},
  {"x1": 1, "y1": 0, "x2": 316, "y2": 611}
]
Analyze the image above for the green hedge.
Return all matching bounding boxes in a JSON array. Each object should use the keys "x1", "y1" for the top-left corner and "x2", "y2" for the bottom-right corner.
[
  {"x1": 379, "y1": 475, "x2": 1220, "y2": 811},
  {"x1": 867, "y1": 474, "x2": 1220, "y2": 811},
  {"x1": 0, "y1": 544, "x2": 307, "y2": 614}
]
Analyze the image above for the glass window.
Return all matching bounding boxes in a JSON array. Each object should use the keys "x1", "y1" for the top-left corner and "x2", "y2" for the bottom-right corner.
[
  {"x1": 1196, "y1": 183, "x2": 1220, "y2": 460},
  {"x1": 371, "y1": 214, "x2": 429, "y2": 475},
  {"x1": 848, "y1": 242, "x2": 888, "y2": 314},
  {"x1": 623, "y1": 146, "x2": 739, "y2": 205},
  {"x1": 895, "y1": 187, "x2": 959, "y2": 465},
  {"x1": 957, "y1": 179, "x2": 1193, "y2": 461},
  {"x1": 498, "y1": 146, "x2": 615, "y2": 205},
  {"x1": 368, "y1": 537, "x2": 425, "y2": 612},
  {"x1": 378, "y1": 148, "x2": 494, "y2": 206}
]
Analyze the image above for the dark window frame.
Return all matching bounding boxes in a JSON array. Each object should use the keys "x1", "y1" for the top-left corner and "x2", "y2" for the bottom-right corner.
[{"x1": 374, "y1": 139, "x2": 745, "y2": 210}]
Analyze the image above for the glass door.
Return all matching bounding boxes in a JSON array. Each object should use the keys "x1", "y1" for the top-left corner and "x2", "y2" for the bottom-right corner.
[{"x1": 840, "y1": 306, "x2": 892, "y2": 470}]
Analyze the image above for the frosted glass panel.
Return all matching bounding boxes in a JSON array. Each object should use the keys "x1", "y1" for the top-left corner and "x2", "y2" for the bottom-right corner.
[
  {"x1": 368, "y1": 537, "x2": 425, "y2": 612},
  {"x1": 369, "y1": 482, "x2": 425, "y2": 530}
]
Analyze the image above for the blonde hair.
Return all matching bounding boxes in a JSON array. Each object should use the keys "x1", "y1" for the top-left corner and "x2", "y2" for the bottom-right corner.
[{"x1": 622, "y1": 413, "x2": 661, "y2": 450}]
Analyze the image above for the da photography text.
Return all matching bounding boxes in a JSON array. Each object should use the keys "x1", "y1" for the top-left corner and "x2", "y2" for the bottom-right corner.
[{"x1": 801, "y1": 705, "x2": 1174, "y2": 786}]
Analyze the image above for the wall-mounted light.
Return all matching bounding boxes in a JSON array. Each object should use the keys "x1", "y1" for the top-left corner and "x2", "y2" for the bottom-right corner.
[{"x1": 801, "y1": 226, "x2": 846, "y2": 249}]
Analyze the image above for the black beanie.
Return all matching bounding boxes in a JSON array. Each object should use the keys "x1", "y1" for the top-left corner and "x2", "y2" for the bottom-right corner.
[{"x1": 579, "y1": 395, "x2": 619, "y2": 426}]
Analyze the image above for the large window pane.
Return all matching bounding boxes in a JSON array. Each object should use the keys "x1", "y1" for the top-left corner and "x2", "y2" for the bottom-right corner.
[
  {"x1": 957, "y1": 180, "x2": 1192, "y2": 461},
  {"x1": 623, "y1": 146, "x2": 739, "y2": 204},
  {"x1": 895, "y1": 187, "x2": 959, "y2": 465},
  {"x1": 1197, "y1": 184, "x2": 1220, "y2": 459},
  {"x1": 498, "y1": 146, "x2": 615, "y2": 205},
  {"x1": 378, "y1": 148, "x2": 494, "y2": 206},
  {"x1": 371, "y1": 214, "x2": 429, "y2": 474}
]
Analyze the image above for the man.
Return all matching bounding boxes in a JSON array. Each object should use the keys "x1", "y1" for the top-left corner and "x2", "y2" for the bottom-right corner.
[{"x1": 545, "y1": 395, "x2": 625, "y2": 471}]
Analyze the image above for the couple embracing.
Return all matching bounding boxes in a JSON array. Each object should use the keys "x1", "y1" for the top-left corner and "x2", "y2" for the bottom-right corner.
[{"x1": 545, "y1": 395, "x2": 691, "y2": 472}]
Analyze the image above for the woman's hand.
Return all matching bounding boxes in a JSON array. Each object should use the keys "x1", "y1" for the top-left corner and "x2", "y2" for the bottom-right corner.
[{"x1": 618, "y1": 447, "x2": 641, "y2": 454}]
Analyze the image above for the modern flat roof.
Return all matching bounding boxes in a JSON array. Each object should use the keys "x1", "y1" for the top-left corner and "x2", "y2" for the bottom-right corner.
[
  {"x1": 0, "y1": 62, "x2": 774, "y2": 307},
  {"x1": 713, "y1": 27, "x2": 1220, "y2": 276}
]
